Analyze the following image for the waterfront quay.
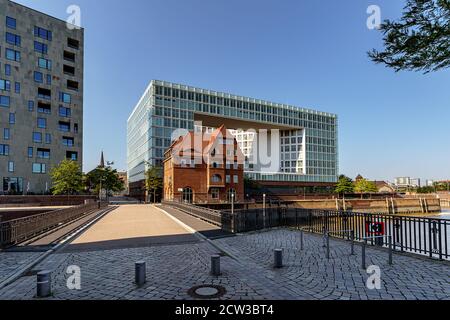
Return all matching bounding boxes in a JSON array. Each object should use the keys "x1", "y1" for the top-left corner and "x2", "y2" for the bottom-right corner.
[{"x1": 0, "y1": 205, "x2": 448, "y2": 300}]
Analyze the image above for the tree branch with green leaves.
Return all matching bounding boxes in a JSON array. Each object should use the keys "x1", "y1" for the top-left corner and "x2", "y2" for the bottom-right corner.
[{"x1": 369, "y1": 0, "x2": 450, "y2": 73}]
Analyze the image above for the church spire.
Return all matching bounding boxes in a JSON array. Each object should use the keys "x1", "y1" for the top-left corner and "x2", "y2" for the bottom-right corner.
[{"x1": 100, "y1": 151, "x2": 105, "y2": 168}]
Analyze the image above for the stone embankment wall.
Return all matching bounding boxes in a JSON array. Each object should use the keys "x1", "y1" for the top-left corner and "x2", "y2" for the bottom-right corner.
[{"x1": 290, "y1": 198, "x2": 441, "y2": 214}]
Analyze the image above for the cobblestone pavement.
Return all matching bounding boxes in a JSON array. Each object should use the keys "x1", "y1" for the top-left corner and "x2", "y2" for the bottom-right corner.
[
  {"x1": 0, "y1": 229, "x2": 448, "y2": 300},
  {"x1": 0, "y1": 252, "x2": 42, "y2": 284},
  {"x1": 215, "y1": 229, "x2": 450, "y2": 300},
  {"x1": 0, "y1": 240, "x2": 296, "y2": 300}
]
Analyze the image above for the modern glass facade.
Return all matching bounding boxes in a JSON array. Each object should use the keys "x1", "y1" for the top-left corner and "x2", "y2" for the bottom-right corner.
[{"x1": 127, "y1": 80, "x2": 338, "y2": 185}]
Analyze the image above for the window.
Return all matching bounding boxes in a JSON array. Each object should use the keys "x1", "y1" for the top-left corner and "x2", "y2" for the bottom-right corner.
[
  {"x1": 0, "y1": 144, "x2": 10, "y2": 156},
  {"x1": 34, "y1": 41, "x2": 48, "y2": 54},
  {"x1": 33, "y1": 132, "x2": 42, "y2": 143},
  {"x1": 37, "y1": 118, "x2": 47, "y2": 129},
  {"x1": 32, "y1": 163, "x2": 46, "y2": 174},
  {"x1": 59, "y1": 92, "x2": 71, "y2": 103},
  {"x1": 46, "y1": 74, "x2": 52, "y2": 85},
  {"x1": 34, "y1": 71, "x2": 44, "y2": 83},
  {"x1": 8, "y1": 161, "x2": 14, "y2": 173},
  {"x1": 5, "y1": 49, "x2": 20, "y2": 62},
  {"x1": 67, "y1": 80, "x2": 78, "y2": 91},
  {"x1": 59, "y1": 106, "x2": 71, "y2": 117},
  {"x1": 5, "y1": 64, "x2": 11, "y2": 76},
  {"x1": 45, "y1": 133, "x2": 51, "y2": 144},
  {"x1": 34, "y1": 26, "x2": 52, "y2": 41},
  {"x1": 28, "y1": 101, "x2": 35, "y2": 111},
  {"x1": 66, "y1": 151, "x2": 78, "y2": 161},
  {"x1": 0, "y1": 96, "x2": 10, "y2": 107},
  {"x1": 38, "y1": 88, "x2": 51, "y2": 100},
  {"x1": 74, "y1": 123, "x2": 79, "y2": 133},
  {"x1": 63, "y1": 65, "x2": 75, "y2": 76},
  {"x1": 63, "y1": 137, "x2": 74, "y2": 147},
  {"x1": 38, "y1": 58, "x2": 52, "y2": 70},
  {"x1": 6, "y1": 32, "x2": 21, "y2": 46},
  {"x1": 28, "y1": 147, "x2": 33, "y2": 158},
  {"x1": 37, "y1": 148, "x2": 50, "y2": 159},
  {"x1": 9, "y1": 113, "x2": 15, "y2": 124},
  {"x1": 226, "y1": 175, "x2": 231, "y2": 183},
  {"x1": 227, "y1": 188, "x2": 236, "y2": 202},
  {"x1": 67, "y1": 38, "x2": 79, "y2": 49},
  {"x1": 14, "y1": 82, "x2": 20, "y2": 94},
  {"x1": 3, "y1": 128, "x2": 10, "y2": 140},
  {"x1": 59, "y1": 121, "x2": 70, "y2": 132},
  {"x1": 182, "y1": 187, "x2": 193, "y2": 204},
  {"x1": 6, "y1": 17, "x2": 16, "y2": 29},
  {"x1": 211, "y1": 188, "x2": 220, "y2": 200},
  {"x1": 63, "y1": 50, "x2": 75, "y2": 62},
  {"x1": 0, "y1": 79, "x2": 11, "y2": 91},
  {"x1": 37, "y1": 102, "x2": 51, "y2": 114},
  {"x1": 211, "y1": 174, "x2": 222, "y2": 183}
]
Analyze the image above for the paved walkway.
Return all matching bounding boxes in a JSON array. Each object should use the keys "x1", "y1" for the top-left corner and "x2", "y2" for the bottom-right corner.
[
  {"x1": 64, "y1": 205, "x2": 199, "y2": 252},
  {"x1": 0, "y1": 206, "x2": 449, "y2": 300}
]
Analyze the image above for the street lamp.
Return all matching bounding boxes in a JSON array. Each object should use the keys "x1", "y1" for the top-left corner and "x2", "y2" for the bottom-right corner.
[
  {"x1": 263, "y1": 194, "x2": 266, "y2": 229},
  {"x1": 231, "y1": 193, "x2": 235, "y2": 215}
]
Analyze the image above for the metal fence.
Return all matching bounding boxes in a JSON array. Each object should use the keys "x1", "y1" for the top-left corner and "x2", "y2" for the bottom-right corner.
[
  {"x1": 162, "y1": 201, "x2": 234, "y2": 232},
  {"x1": 229, "y1": 208, "x2": 449, "y2": 260},
  {"x1": 0, "y1": 202, "x2": 107, "y2": 247}
]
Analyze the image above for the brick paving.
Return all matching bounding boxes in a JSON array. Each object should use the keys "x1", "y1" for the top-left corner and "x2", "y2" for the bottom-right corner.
[
  {"x1": 0, "y1": 252, "x2": 42, "y2": 284},
  {"x1": 0, "y1": 206, "x2": 448, "y2": 300}
]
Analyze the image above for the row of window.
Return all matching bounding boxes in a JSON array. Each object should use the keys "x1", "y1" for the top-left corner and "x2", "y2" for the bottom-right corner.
[
  {"x1": 2, "y1": 145, "x2": 77, "y2": 160},
  {"x1": 154, "y1": 86, "x2": 336, "y2": 125}
]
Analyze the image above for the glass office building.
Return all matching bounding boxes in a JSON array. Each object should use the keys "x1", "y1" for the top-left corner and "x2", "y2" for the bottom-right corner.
[{"x1": 127, "y1": 80, "x2": 338, "y2": 193}]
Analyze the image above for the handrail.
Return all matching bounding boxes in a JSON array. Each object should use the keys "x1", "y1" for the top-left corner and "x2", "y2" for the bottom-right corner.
[{"x1": 0, "y1": 202, "x2": 106, "y2": 247}]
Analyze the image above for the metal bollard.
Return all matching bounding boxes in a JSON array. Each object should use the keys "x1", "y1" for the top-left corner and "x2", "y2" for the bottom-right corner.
[
  {"x1": 274, "y1": 249, "x2": 283, "y2": 268},
  {"x1": 362, "y1": 239, "x2": 367, "y2": 270},
  {"x1": 36, "y1": 270, "x2": 51, "y2": 298},
  {"x1": 388, "y1": 236, "x2": 393, "y2": 265},
  {"x1": 211, "y1": 255, "x2": 221, "y2": 276},
  {"x1": 326, "y1": 233, "x2": 330, "y2": 260},
  {"x1": 322, "y1": 227, "x2": 327, "y2": 248},
  {"x1": 300, "y1": 229, "x2": 304, "y2": 251},
  {"x1": 135, "y1": 261, "x2": 146, "y2": 286},
  {"x1": 350, "y1": 231, "x2": 355, "y2": 256}
]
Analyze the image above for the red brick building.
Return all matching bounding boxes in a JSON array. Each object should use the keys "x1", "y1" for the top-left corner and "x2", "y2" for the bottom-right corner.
[{"x1": 163, "y1": 125, "x2": 245, "y2": 204}]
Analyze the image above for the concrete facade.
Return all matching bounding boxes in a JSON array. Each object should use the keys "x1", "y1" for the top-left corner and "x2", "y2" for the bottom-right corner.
[{"x1": 0, "y1": 0, "x2": 84, "y2": 194}]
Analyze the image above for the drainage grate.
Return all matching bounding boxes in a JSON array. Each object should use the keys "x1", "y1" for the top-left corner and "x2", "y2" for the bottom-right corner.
[{"x1": 187, "y1": 285, "x2": 226, "y2": 299}]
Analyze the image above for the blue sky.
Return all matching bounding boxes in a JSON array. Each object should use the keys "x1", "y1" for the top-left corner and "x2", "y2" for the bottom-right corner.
[{"x1": 15, "y1": 0, "x2": 450, "y2": 182}]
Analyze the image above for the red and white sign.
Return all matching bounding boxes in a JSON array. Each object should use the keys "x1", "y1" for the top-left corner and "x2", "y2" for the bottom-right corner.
[{"x1": 366, "y1": 221, "x2": 385, "y2": 236}]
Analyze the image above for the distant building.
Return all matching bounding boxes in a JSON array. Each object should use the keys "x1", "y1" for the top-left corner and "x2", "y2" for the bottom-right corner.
[
  {"x1": 374, "y1": 181, "x2": 396, "y2": 193},
  {"x1": 163, "y1": 125, "x2": 245, "y2": 204},
  {"x1": 394, "y1": 177, "x2": 421, "y2": 188},
  {"x1": 115, "y1": 171, "x2": 128, "y2": 196}
]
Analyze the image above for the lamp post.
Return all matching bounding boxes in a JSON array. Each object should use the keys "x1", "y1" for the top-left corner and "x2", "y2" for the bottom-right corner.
[
  {"x1": 231, "y1": 193, "x2": 235, "y2": 215},
  {"x1": 263, "y1": 194, "x2": 266, "y2": 229}
]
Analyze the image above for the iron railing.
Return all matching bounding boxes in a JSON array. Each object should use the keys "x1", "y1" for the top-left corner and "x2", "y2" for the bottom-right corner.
[
  {"x1": 227, "y1": 208, "x2": 449, "y2": 260},
  {"x1": 0, "y1": 202, "x2": 107, "y2": 247},
  {"x1": 161, "y1": 201, "x2": 234, "y2": 232}
]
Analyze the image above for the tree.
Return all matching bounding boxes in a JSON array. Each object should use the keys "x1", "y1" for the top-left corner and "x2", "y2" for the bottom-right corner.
[
  {"x1": 50, "y1": 160, "x2": 84, "y2": 195},
  {"x1": 354, "y1": 179, "x2": 379, "y2": 197},
  {"x1": 368, "y1": 0, "x2": 450, "y2": 73},
  {"x1": 85, "y1": 166, "x2": 125, "y2": 198},
  {"x1": 145, "y1": 165, "x2": 163, "y2": 203},
  {"x1": 335, "y1": 175, "x2": 355, "y2": 196}
]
